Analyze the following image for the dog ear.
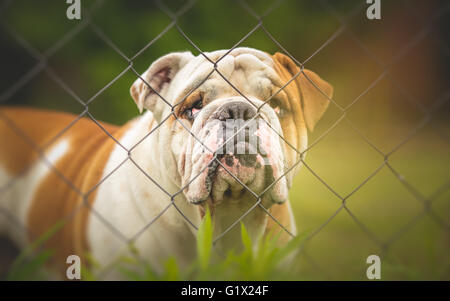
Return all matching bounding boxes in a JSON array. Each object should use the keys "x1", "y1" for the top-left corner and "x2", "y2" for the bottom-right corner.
[
  {"x1": 130, "y1": 52, "x2": 194, "y2": 116},
  {"x1": 272, "y1": 52, "x2": 333, "y2": 131}
]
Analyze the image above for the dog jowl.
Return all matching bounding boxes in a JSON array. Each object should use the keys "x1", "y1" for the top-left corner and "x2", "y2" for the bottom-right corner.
[{"x1": 0, "y1": 47, "x2": 332, "y2": 277}]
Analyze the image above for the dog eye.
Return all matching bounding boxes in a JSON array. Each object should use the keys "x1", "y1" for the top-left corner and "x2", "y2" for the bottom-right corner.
[
  {"x1": 184, "y1": 98, "x2": 203, "y2": 120},
  {"x1": 270, "y1": 99, "x2": 286, "y2": 118}
]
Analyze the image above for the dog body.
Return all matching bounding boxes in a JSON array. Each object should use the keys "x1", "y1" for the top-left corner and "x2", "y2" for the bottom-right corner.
[{"x1": 0, "y1": 48, "x2": 332, "y2": 277}]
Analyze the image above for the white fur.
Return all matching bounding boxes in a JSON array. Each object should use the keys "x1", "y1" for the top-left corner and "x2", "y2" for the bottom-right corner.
[{"x1": 88, "y1": 113, "x2": 201, "y2": 275}]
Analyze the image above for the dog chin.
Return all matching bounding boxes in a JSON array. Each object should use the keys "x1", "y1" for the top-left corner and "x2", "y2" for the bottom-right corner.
[{"x1": 194, "y1": 153, "x2": 267, "y2": 205}]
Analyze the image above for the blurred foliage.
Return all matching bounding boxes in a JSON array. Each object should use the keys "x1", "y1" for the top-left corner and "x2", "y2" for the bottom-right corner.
[
  {"x1": 5, "y1": 220, "x2": 65, "y2": 280},
  {"x1": 1, "y1": 0, "x2": 448, "y2": 125},
  {"x1": 114, "y1": 214, "x2": 310, "y2": 281},
  {"x1": 4, "y1": 213, "x2": 310, "y2": 281},
  {"x1": 6, "y1": 209, "x2": 447, "y2": 280}
]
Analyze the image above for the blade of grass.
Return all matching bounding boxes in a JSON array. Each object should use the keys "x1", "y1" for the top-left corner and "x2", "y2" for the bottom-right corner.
[{"x1": 197, "y1": 207, "x2": 213, "y2": 270}]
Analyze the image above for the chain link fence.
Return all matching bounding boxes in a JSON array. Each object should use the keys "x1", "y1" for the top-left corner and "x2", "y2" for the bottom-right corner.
[{"x1": 0, "y1": 0, "x2": 449, "y2": 280}]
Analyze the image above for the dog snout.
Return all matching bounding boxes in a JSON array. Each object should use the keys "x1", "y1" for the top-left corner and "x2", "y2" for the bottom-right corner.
[{"x1": 213, "y1": 100, "x2": 257, "y2": 121}]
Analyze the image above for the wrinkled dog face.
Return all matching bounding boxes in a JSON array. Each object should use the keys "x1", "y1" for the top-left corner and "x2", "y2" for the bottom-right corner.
[
  {"x1": 130, "y1": 47, "x2": 333, "y2": 219},
  {"x1": 181, "y1": 98, "x2": 287, "y2": 207}
]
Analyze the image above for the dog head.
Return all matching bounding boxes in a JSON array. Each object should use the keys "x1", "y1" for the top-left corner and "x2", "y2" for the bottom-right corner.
[{"x1": 130, "y1": 48, "x2": 332, "y2": 245}]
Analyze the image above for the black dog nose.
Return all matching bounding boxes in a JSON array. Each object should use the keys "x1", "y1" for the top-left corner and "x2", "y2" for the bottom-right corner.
[{"x1": 215, "y1": 101, "x2": 257, "y2": 121}]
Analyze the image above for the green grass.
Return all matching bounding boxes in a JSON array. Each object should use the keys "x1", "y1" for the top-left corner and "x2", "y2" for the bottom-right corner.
[
  {"x1": 5, "y1": 221, "x2": 65, "y2": 281},
  {"x1": 113, "y1": 212, "x2": 310, "y2": 281},
  {"x1": 5, "y1": 210, "x2": 311, "y2": 281}
]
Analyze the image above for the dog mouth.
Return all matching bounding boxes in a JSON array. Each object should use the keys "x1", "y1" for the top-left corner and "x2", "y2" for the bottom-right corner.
[
  {"x1": 196, "y1": 146, "x2": 262, "y2": 204},
  {"x1": 180, "y1": 116, "x2": 288, "y2": 206}
]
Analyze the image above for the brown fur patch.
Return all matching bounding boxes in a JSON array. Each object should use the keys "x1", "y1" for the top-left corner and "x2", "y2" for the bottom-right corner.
[
  {"x1": 0, "y1": 106, "x2": 133, "y2": 274},
  {"x1": 265, "y1": 53, "x2": 332, "y2": 243},
  {"x1": 261, "y1": 55, "x2": 307, "y2": 242}
]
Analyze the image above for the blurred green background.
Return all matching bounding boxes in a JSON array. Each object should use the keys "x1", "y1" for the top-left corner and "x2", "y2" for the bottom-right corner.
[{"x1": 0, "y1": 0, "x2": 449, "y2": 280}]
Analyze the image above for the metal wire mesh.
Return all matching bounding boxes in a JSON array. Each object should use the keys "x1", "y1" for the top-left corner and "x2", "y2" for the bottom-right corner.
[{"x1": 0, "y1": 0, "x2": 448, "y2": 280}]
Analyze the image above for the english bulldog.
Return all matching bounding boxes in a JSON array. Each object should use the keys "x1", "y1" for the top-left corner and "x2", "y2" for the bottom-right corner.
[{"x1": 0, "y1": 47, "x2": 332, "y2": 278}]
